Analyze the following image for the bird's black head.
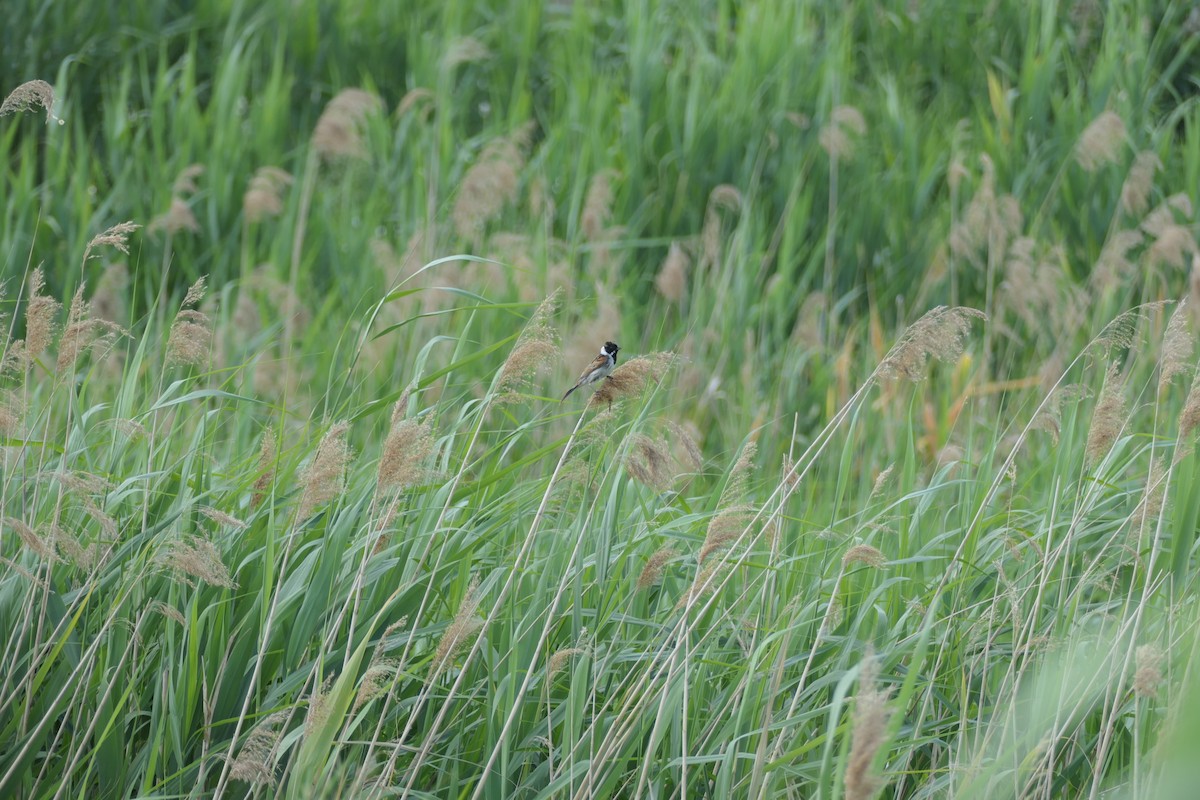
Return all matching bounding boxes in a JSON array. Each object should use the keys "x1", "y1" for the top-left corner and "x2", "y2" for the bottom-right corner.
[{"x1": 602, "y1": 341, "x2": 620, "y2": 357}]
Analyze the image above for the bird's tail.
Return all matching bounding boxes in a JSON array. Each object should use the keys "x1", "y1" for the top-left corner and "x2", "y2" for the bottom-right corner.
[{"x1": 561, "y1": 384, "x2": 580, "y2": 402}]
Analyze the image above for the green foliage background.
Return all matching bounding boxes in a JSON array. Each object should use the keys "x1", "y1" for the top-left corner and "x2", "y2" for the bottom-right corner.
[{"x1": 3, "y1": 1, "x2": 1200, "y2": 798}]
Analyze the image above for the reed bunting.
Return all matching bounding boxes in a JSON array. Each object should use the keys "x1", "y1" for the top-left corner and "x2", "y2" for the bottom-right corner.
[{"x1": 561, "y1": 341, "x2": 620, "y2": 400}]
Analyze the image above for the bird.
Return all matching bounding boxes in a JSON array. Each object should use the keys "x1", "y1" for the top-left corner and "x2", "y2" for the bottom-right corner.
[{"x1": 561, "y1": 341, "x2": 620, "y2": 401}]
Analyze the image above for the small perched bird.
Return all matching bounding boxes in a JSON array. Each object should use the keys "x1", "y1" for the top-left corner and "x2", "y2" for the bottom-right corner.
[{"x1": 561, "y1": 341, "x2": 620, "y2": 401}]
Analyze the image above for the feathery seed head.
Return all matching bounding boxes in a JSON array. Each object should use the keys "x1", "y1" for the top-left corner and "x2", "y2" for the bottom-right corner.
[
  {"x1": 1159, "y1": 299, "x2": 1193, "y2": 394},
  {"x1": 57, "y1": 284, "x2": 126, "y2": 372},
  {"x1": 167, "y1": 278, "x2": 212, "y2": 367},
  {"x1": 82, "y1": 221, "x2": 140, "y2": 264},
  {"x1": 312, "y1": 88, "x2": 383, "y2": 161},
  {"x1": 452, "y1": 124, "x2": 534, "y2": 242},
  {"x1": 1075, "y1": 111, "x2": 1127, "y2": 171},
  {"x1": 842, "y1": 544, "x2": 886, "y2": 569},
  {"x1": 243, "y1": 166, "x2": 294, "y2": 222},
  {"x1": 252, "y1": 426, "x2": 277, "y2": 509},
  {"x1": 229, "y1": 712, "x2": 287, "y2": 787},
  {"x1": 582, "y1": 170, "x2": 617, "y2": 241},
  {"x1": 654, "y1": 241, "x2": 690, "y2": 304},
  {"x1": 548, "y1": 646, "x2": 588, "y2": 680},
  {"x1": 589, "y1": 351, "x2": 676, "y2": 407},
  {"x1": 637, "y1": 546, "x2": 678, "y2": 590},
  {"x1": 1133, "y1": 644, "x2": 1164, "y2": 697},
  {"x1": 162, "y1": 536, "x2": 236, "y2": 588},
  {"x1": 1086, "y1": 361, "x2": 1127, "y2": 466},
  {"x1": 498, "y1": 290, "x2": 561, "y2": 399},
  {"x1": 22, "y1": 267, "x2": 60, "y2": 366},
  {"x1": 172, "y1": 164, "x2": 204, "y2": 196},
  {"x1": 700, "y1": 506, "x2": 754, "y2": 564},
  {"x1": 625, "y1": 434, "x2": 674, "y2": 492},
  {"x1": 1, "y1": 80, "x2": 56, "y2": 121},
  {"x1": 377, "y1": 416, "x2": 433, "y2": 491},
  {"x1": 1120, "y1": 152, "x2": 1161, "y2": 216},
  {"x1": 878, "y1": 306, "x2": 986, "y2": 382},
  {"x1": 844, "y1": 653, "x2": 894, "y2": 800},
  {"x1": 431, "y1": 577, "x2": 484, "y2": 676},
  {"x1": 298, "y1": 421, "x2": 352, "y2": 519}
]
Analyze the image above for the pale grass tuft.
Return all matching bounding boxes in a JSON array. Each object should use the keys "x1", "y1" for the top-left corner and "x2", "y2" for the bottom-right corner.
[
  {"x1": 162, "y1": 536, "x2": 237, "y2": 589},
  {"x1": 582, "y1": 170, "x2": 617, "y2": 241},
  {"x1": 1075, "y1": 110, "x2": 1127, "y2": 171},
  {"x1": 842, "y1": 544, "x2": 886, "y2": 569},
  {"x1": 229, "y1": 711, "x2": 287, "y2": 787},
  {"x1": 870, "y1": 464, "x2": 895, "y2": 498},
  {"x1": 172, "y1": 164, "x2": 204, "y2": 196},
  {"x1": 625, "y1": 434, "x2": 674, "y2": 492},
  {"x1": 498, "y1": 290, "x2": 560, "y2": 399},
  {"x1": 1090, "y1": 229, "x2": 1144, "y2": 292},
  {"x1": 199, "y1": 506, "x2": 247, "y2": 529},
  {"x1": 700, "y1": 506, "x2": 754, "y2": 564},
  {"x1": 0, "y1": 392, "x2": 20, "y2": 435},
  {"x1": 243, "y1": 166, "x2": 294, "y2": 222},
  {"x1": 1142, "y1": 193, "x2": 1192, "y2": 237},
  {"x1": 1181, "y1": 374, "x2": 1200, "y2": 440},
  {"x1": 57, "y1": 284, "x2": 126, "y2": 371},
  {"x1": 167, "y1": 278, "x2": 212, "y2": 367},
  {"x1": 663, "y1": 419, "x2": 703, "y2": 472},
  {"x1": 654, "y1": 242, "x2": 690, "y2": 304},
  {"x1": 1120, "y1": 152, "x2": 1161, "y2": 216},
  {"x1": 5, "y1": 517, "x2": 55, "y2": 560},
  {"x1": 1146, "y1": 225, "x2": 1195, "y2": 270},
  {"x1": 57, "y1": 531, "x2": 99, "y2": 571},
  {"x1": 312, "y1": 88, "x2": 383, "y2": 160},
  {"x1": 431, "y1": 577, "x2": 484, "y2": 676},
  {"x1": 1086, "y1": 361, "x2": 1127, "y2": 466},
  {"x1": 637, "y1": 546, "x2": 678, "y2": 590},
  {"x1": 1, "y1": 80, "x2": 56, "y2": 121},
  {"x1": 252, "y1": 427, "x2": 277, "y2": 509},
  {"x1": 548, "y1": 646, "x2": 588, "y2": 680},
  {"x1": 396, "y1": 87, "x2": 435, "y2": 118},
  {"x1": 92, "y1": 263, "x2": 129, "y2": 325},
  {"x1": 452, "y1": 123, "x2": 535, "y2": 241},
  {"x1": 22, "y1": 267, "x2": 60, "y2": 366},
  {"x1": 1134, "y1": 456, "x2": 1168, "y2": 539},
  {"x1": 1159, "y1": 299, "x2": 1192, "y2": 394},
  {"x1": 354, "y1": 657, "x2": 399, "y2": 713},
  {"x1": 441, "y1": 36, "x2": 492, "y2": 69},
  {"x1": 590, "y1": 351, "x2": 676, "y2": 407},
  {"x1": 877, "y1": 306, "x2": 986, "y2": 382},
  {"x1": 719, "y1": 441, "x2": 758, "y2": 507},
  {"x1": 947, "y1": 155, "x2": 1022, "y2": 267},
  {"x1": 819, "y1": 105, "x2": 867, "y2": 158},
  {"x1": 844, "y1": 653, "x2": 894, "y2": 800},
  {"x1": 377, "y1": 413, "x2": 434, "y2": 491},
  {"x1": 1133, "y1": 644, "x2": 1164, "y2": 698},
  {"x1": 82, "y1": 221, "x2": 140, "y2": 264},
  {"x1": 702, "y1": 185, "x2": 743, "y2": 268},
  {"x1": 298, "y1": 421, "x2": 352, "y2": 519},
  {"x1": 150, "y1": 600, "x2": 186, "y2": 627},
  {"x1": 675, "y1": 559, "x2": 725, "y2": 611}
]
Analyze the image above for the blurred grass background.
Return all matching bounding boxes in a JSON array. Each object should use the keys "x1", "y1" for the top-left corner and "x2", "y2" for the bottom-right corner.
[{"x1": 3, "y1": 0, "x2": 1200, "y2": 798}]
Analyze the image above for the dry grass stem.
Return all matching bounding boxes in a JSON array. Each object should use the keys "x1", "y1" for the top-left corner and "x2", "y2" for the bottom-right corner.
[
  {"x1": 298, "y1": 421, "x2": 352, "y2": 519},
  {"x1": 844, "y1": 654, "x2": 894, "y2": 800},
  {"x1": 637, "y1": 546, "x2": 678, "y2": 590},
  {"x1": 878, "y1": 306, "x2": 986, "y2": 382},
  {"x1": 1086, "y1": 361, "x2": 1127, "y2": 466},
  {"x1": 1075, "y1": 111, "x2": 1126, "y2": 171}
]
